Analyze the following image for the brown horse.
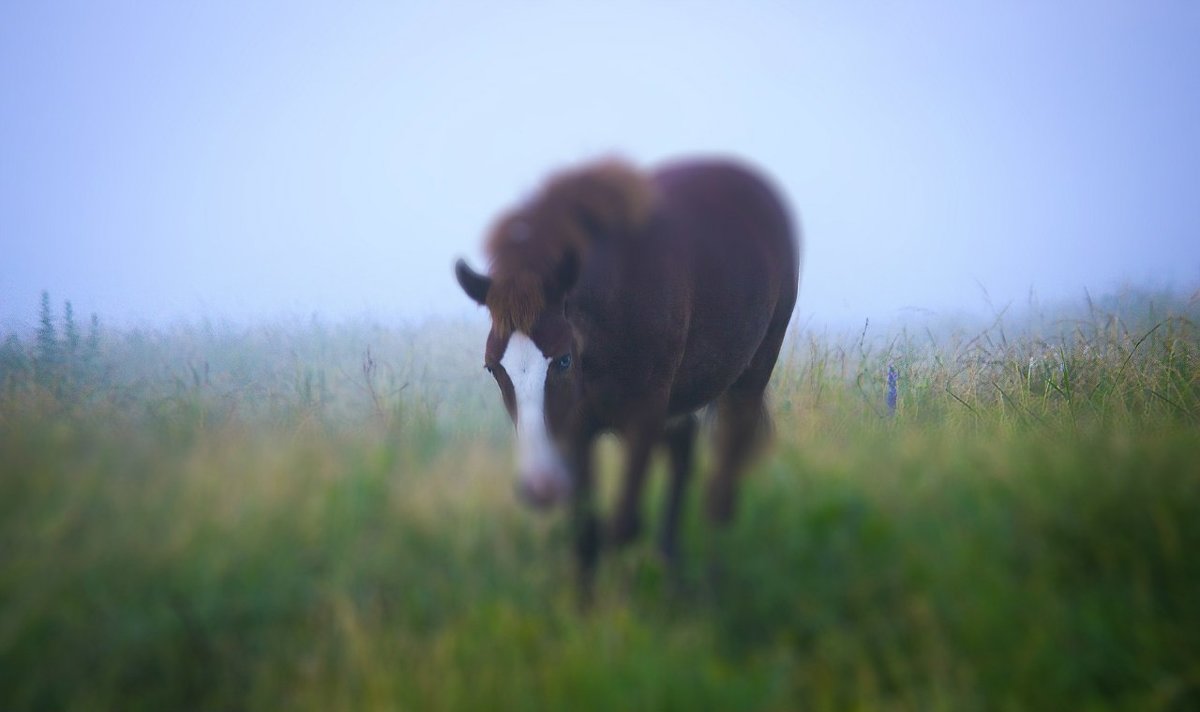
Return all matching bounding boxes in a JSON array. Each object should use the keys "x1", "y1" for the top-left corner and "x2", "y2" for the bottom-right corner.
[{"x1": 455, "y1": 157, "x2": 800, "y2": 589}]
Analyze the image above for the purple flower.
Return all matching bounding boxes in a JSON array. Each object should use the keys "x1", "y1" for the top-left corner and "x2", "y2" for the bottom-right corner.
[{"x1": 886, "y1": 363, "x2": 898, "y2": 416}]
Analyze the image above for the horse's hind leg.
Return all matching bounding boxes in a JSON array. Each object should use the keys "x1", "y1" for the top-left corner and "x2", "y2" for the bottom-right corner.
[
  {"x1": 659, "y1": 413, "x2": 698, "y2": 564},
  {"x1": 705, "y1": 387, "x2": 768, "y2": 523},
  {"x1": 705, "y1": 309, "x2": 791, "y2": 524}
]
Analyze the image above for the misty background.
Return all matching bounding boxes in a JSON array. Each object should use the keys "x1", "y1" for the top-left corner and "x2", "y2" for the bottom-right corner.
[{"x1": 2, "y1": 1, "x2": 1198, "y2": 331}]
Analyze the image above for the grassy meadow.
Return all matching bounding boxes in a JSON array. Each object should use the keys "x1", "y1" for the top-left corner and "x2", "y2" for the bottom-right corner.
[{"x1": 2, "y1": 290, "x2": 1199, "y2": 711}]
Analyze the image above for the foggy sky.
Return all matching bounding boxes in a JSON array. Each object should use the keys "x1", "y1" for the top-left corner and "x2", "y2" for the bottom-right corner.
[{"x1": 3, "y1": 2, "x2": 1198, "y2": 329}]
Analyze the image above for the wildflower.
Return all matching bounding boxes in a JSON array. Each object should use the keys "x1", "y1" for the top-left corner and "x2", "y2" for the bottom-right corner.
[{"x1": 886, "y1": 363, "x2": 898, "y2": 416}]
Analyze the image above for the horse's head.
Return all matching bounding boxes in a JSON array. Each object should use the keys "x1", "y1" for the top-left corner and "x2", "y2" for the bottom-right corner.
[
  {"x1": 454, "y1": 159, "x2": 652, "y2": 508},
  {"x1": 455, "y1": 254, "x2": 581, "y2": 509}
]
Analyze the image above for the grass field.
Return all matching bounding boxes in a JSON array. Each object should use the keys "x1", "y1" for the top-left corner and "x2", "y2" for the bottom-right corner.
[{"x1": 2, "y1": 291, "x2": 1199, "y2": 711}]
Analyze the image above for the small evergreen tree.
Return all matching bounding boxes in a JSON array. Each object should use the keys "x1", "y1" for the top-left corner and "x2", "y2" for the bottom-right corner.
[
  {"x1": 86, "y1": 313, "x2": 101, "y2": 361},
  {"x1": 34, "y1": 291, "x2": 61, "y2": 386},
  {"x1": 64, "y1": 300, "x2": 80, "y2": 358},
  {"x1": 63, "y1": 300, "x2": 81, "y2": 387}
]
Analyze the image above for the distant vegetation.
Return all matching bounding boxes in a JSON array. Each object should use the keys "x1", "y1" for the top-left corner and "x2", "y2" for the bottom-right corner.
[{"x1": 1, "y1": 289, "x2": 1198, "y2": 711}]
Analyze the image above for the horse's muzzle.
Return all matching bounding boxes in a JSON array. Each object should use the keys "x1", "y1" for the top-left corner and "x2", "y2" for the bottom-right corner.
[{"x1": 515, "y1": 472, "x2": 568, "y2": 510}]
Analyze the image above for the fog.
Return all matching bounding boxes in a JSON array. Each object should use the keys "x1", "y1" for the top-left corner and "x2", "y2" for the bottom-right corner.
[{"x1": 3, "y1": 2, "x2": 1198, "y2": 330}]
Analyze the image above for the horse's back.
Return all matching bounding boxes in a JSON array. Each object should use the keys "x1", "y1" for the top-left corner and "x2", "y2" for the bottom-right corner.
[{"x1": 651, "y1": 159, "x2": 800, "y2": 413}]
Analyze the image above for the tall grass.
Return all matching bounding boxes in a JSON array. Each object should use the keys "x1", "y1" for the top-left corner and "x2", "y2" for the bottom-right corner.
[{"x1": 1, "y1": 290, "x2": 1198, "y2": 711}]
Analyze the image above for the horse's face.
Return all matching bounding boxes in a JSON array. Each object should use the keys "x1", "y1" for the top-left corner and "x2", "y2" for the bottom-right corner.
[
  {"x1": 456, "y1": 260, "x2": 580, "y2": 509},
  {"x1": 483, "y1": 313, "x2": 578, "y2": 508}
]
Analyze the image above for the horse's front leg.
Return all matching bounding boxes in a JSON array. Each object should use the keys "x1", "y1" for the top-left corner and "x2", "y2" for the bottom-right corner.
[
  {"x1": 568, "y1": 433, "x2": 600, "y2": 605},
  {"x1": 609, "y1": 401, "x2": 667, "y2": 548}
]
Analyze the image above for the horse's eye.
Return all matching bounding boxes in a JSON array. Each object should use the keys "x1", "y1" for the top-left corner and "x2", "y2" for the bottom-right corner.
[{"x1": 553, "y1": 354, "x2": 572, "y2": 371}]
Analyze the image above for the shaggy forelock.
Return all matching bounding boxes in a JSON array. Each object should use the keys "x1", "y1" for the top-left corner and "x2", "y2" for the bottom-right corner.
[{"x1": 484, "y1": 158, "x2": 653, "y2": 336}]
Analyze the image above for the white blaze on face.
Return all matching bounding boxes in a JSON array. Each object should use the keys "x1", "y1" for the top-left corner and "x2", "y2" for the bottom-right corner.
[{"x1": 500, "y1": 332, "x2": 568, "y2": 502}]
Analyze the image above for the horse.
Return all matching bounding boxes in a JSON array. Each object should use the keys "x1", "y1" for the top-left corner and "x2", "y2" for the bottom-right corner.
[{"x1": 454, "y1": 156, "x2": 800, "y2": 592}]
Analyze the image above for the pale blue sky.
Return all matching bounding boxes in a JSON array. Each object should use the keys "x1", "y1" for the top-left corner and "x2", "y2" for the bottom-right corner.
[{"x1": 2, "y1": 2, "x2": 1198, "y2": 328}]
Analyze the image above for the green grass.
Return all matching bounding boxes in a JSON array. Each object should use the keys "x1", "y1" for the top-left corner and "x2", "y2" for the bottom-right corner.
[{"x1": 1, "y1": 291, "x2": 1198, "y2": 711}]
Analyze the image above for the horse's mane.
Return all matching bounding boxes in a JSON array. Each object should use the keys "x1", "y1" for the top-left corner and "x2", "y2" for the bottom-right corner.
[{"x1": 485, "y1": 158, "x2": 653, "y2": 336}]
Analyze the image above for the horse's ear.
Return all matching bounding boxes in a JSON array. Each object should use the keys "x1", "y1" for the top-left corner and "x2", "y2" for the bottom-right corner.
[{"x1": 455, "y1": 259, "x2": 491, "y2": 305}]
